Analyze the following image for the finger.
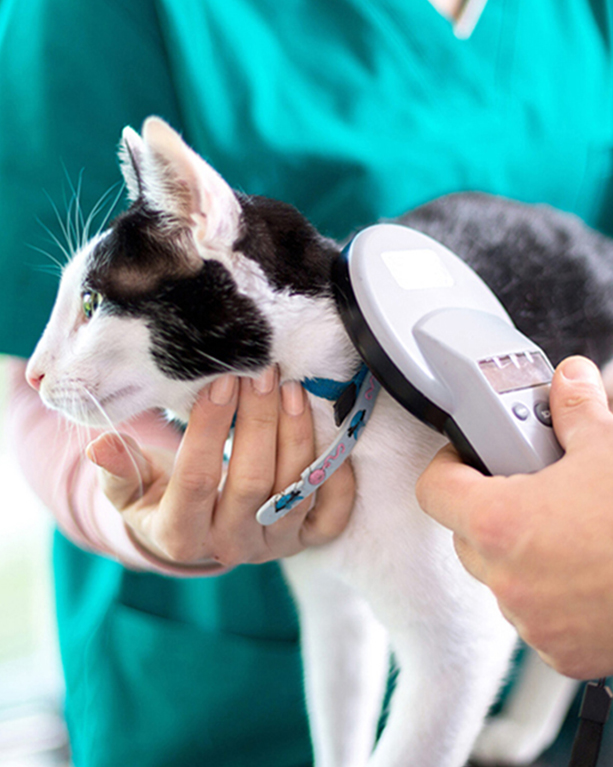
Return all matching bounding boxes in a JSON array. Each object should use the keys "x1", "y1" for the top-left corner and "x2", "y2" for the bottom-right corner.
[
  {"x1": 453, "y1": 535, "x2": 488, "y2": 584},
  {"x1": 263, "y1": 382, "x2": 355, "y2": 556},
  {"x1": 257, "y1": 381, "x2": 318, "y2": 554},
  {"x1": 221, "y1": 368, "x2": 281, "y2": 515},
  {"x1": 161, "y1": 375, "x2": 238, "y2": 539},
  {"x1": 215, "y1": 376, "x2": 317, "y2": 564},
  {"x1": 300, "y1": 460, "x2": 355, "y2": 547},
  {"x1": 276, "y1": 380, "x2": 314, "y2": 480},
  {"x1": 208, "y1": 369, "x2": 285, "y2": 562},
  {"x1": 550, "y1": 356, "x2": 613, "y2": 452},
  {"x1": 87, "y1": 432, "x2": 153, "y2": 510},
  {"x1": 415, "y1": 443, "x2": 487, "y2": 538}
]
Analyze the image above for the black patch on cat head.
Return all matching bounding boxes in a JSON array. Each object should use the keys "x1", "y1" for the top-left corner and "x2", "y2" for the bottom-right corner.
[
  {"x1": 103, "y1": 259, "x2": 272, "y2": 380},
  {"x1": 86, "y1": 200, "x2": 192, "y2": 298},
  {"x1": 235, "y1": 194, "x2": 339, "y2": 296},
  {"x1": 84, "y1": 199, "x2": 271, "y2": 380}
]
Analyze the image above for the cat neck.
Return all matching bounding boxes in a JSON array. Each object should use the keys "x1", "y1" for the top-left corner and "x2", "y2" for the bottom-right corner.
[
  {"x1": 229, "y1": 209, "x2": 361, "y2": 383},
  {"x1": 265, "y1": 287, "x2": 360, "y2": 384}
]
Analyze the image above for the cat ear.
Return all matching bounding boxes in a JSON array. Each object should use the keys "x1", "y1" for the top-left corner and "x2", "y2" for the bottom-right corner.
[
  {"x1": 138, "y1": 116, "x2": 241, "y2": 247},
  {"x1": 118, "y1": 126, "x2": 146, "y2": 203}
]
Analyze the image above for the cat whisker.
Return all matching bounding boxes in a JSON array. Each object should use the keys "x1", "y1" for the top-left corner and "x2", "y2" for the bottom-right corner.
[
  {"x1": 26, "y1": 244, "x2": 66, "y2": 275},
  {"x1": 40, "y1": 171, "x2": 125, "y2": 267},
  {"x1": 50, "y1": 392, "x2": 102, "y2": 509},
  {"x1": 82, "y1": 388, "x2": 145, "y2": 501},
  {"x1": 61, "y1": 166, "x2": 86, "y2": 257},
  {"x1": 61, "y1": 166, "x2": 125, "y2": 251},
  {"x1": 44, "y1": 187, "x2": 80, "y2": 262},
  {"x1": 50, "y1": 411, "x2": 82, "y2": 510},
  {"x1": 29, "y1": 264, "x2": 64, "y2": 279},
  {"x1": 87, "y1": 182, "x2": 125, "y2": 247},
  {"x1": 198, "y1": 352, "x2": 237, "y2": 374},
  {"x1": 171, "y1": 342, "x2": 237, "y2": 374},
  {"x1": 36, "y1": 213, "x2": 73, "y2": 265},
  {"x1": 73, "y1": 392, "x2": 94, "y2": 455},
  {"x1": 80, "y1": 183, "x2": 119, "y2": 249}
]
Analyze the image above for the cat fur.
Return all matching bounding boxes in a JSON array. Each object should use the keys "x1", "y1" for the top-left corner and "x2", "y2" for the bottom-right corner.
[{"x1": 27, "y1": 117, "x2": 613, "y2": 767}]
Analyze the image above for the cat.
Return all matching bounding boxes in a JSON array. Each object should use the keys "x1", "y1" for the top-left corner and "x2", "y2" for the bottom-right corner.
[{"x1": 26, "y1": 117, "x2": 613, "y2": 767}]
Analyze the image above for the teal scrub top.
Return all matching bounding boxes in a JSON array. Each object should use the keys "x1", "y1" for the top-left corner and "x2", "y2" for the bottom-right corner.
[{"x1": 1, "y1": 1, "x2": 612, "y2": 765}]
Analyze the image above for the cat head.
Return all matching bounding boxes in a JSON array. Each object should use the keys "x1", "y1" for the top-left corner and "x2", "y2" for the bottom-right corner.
[{"x1": 26, "y1": 117, "x2": 345, "y2": 427}]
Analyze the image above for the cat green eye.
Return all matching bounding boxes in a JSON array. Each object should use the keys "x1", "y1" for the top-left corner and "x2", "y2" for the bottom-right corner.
[{"x1": 82, "y1": 290, "x2": 102, "y2": 320}]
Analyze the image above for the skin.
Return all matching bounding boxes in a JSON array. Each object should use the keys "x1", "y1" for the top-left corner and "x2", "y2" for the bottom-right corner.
[
  {"x1": 86, "y1": 367, "x2": 355, "y2": 568},
  {"x1": 429, "y1": 0, "x2": 465, "y2": 20},
  {"x1": 90, "y1": 355, "x2": 613, "y2": 678},
  {"x1": 416, "y1": 356, "x2": 613, "y2": 680}
]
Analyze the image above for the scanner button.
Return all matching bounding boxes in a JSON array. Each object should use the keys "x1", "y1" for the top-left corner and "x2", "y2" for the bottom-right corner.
[
  {"x1": 512, "y1": 403, "x2": 530, "y2": 421},
  {"x1": 534, "y1": 401, "x2": 553, "y2": 427}
]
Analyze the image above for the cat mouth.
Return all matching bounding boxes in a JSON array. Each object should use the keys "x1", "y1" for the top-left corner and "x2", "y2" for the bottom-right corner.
[
  {"x1": 99, "y1": 385, "x2": 142, "y2": 408},
  {"x1": 43, "y1": 383, "x2": 144, "y2": 426}
]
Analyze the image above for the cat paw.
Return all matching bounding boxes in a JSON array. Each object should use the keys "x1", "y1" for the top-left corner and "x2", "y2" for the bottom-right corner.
[{"x1": 471, "y1": 720, "x2": 546, "y2": 765}]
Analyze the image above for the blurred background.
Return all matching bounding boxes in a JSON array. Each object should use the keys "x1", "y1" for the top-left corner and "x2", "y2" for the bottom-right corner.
[{"x1": 0, "y1": 357, "x2": 69, "y2": 766}]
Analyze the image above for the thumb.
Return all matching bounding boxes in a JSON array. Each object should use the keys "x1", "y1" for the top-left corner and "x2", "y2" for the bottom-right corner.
[
  {"x1": 549, "y1": 356, "x2": 611, "y2": 452},
  {"x1": 86, "y1": 432, "x2": 153, "y2": 510}
]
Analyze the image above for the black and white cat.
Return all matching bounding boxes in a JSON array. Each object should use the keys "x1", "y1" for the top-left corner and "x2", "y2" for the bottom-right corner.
[{"x1": 26, "y1": 118, "x2": 613, "y2": 767}]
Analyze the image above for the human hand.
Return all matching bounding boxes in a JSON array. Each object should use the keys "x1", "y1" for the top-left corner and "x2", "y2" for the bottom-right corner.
[
  {"x1": 416, "y1": 356, "x2": 613, "y2": 679},
  {"x1": 86, "y1": 368, "x2": 355, "y2": 568}
]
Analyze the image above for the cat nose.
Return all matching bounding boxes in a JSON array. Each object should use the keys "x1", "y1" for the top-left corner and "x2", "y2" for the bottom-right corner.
[{"x1": 26, "y1": 368, "x2": 45, "y2": 391}]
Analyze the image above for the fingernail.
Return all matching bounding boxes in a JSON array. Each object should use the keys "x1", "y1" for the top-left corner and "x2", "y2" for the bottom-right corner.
[
  {"x1": 560, "y1": 357, "x2": 601, "y2": 383},
  {"x1": 281, "y1": 381, "x2": 305, "y2": 416},
  {"x1": 86, "y1": 444, "x2": 99, "y2": 465},
  {"x1": 209, "y1": 375, "x2": 237, "y2": 405},
  {"x1": 252, "y1": 367, "x2": 277, "y2": 395}
]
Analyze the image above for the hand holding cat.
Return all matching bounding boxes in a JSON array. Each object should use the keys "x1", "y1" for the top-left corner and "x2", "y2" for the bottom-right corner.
[
  {"x1": 417, "y1": 356, "x2": 613, "y2": 679},
  {"x1": 87, "y1": 368, "x2": 355, "y2": 568}
]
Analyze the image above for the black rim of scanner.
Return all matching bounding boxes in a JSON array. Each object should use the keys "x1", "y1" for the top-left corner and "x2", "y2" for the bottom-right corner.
[{"x1": 331, "y1": 243, "x2": 489, "y2": 476}]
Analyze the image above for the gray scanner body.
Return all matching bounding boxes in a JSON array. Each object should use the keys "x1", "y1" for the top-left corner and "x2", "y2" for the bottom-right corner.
[{"x1": 333, "y1": 224, "x2": 563, "y2": 476}]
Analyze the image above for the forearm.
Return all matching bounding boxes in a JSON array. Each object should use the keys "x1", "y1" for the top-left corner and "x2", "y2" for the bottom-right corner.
[{"x1": 6, "y1": 359, "x2": 221, "y2": 576}]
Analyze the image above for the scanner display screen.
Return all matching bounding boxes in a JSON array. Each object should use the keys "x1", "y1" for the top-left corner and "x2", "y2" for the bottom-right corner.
[
  {"x1": 479, "y1": 352, "x2": 552, "y2": 394},
  {"x1": 381, "y1": 249, "x2": 455, "y2": 290}
]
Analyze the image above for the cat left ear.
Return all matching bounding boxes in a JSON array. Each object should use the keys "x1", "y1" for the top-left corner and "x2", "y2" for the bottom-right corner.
[
  {"x1": 138, "y1": 117, "x2": 242, "y2": 248},
  {"x1": 119, "y1": 126, "x2": 146, "y2": 203}
]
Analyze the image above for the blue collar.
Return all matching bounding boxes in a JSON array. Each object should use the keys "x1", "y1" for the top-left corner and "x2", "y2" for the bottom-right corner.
[
  {"x1": 256, "y1": 364, "x2": 380, "y2": 525},
  {"x1": 302, "y1": 365, "x2": 370, "y2": 426},
  {"x1": 302, "y1": 365, "x2": 369, "y2": 402}
]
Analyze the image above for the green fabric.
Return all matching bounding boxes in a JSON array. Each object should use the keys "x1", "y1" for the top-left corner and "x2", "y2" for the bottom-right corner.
[
  {"x1": 2, "y1": 0, "x2": 613, "y2": 358},
  {"x1": 53, "y1": 533, "x2": 310, "y2": 767},
  {"x1": 1, "y1": 1, "x2": 613, "y2": 765}
]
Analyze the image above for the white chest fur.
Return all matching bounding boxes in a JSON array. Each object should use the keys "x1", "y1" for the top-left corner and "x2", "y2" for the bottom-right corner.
[
  {"x1": 218, "y1": 262, "x2": 519, "y2": 767},
  {"x1": 278, "y1": 366, "x2": 517, "y2": 767},
  {"x1": 27, "y1": 114, "x2": 564, "y2": 767}
]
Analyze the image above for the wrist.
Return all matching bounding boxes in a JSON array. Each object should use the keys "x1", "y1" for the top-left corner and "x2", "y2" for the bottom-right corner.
[{"x1": 124, "y1": 524, "x2": 229, "y2": 576}]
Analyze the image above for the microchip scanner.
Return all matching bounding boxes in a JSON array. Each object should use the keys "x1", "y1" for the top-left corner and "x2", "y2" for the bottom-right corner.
[{"x1": 332, "y1": 224, "x2": 563, "y2": 475}]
